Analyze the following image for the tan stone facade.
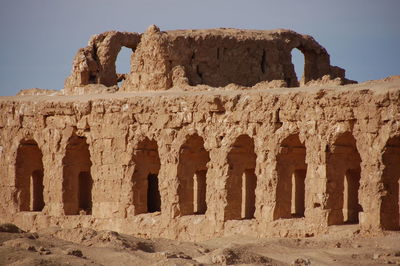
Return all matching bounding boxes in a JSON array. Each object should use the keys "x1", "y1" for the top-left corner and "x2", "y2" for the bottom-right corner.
[{"x1": 0, "y1": 27, "x2": 399, "y2": 241}]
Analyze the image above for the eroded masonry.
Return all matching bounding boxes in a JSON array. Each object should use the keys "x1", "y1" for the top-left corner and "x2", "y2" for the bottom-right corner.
[{"x1": 0, "y1": 26, "x2": 399, "y2": 241}]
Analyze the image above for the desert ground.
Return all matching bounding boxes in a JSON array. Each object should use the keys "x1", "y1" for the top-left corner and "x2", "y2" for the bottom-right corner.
[{"x1": 0, "y1": 223, "x2": 399, "y2": 265}]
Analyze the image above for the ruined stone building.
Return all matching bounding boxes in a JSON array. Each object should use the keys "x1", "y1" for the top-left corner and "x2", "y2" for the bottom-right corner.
[{"x1": 0, "y1": 26, "x2": 399, "y2": 241}]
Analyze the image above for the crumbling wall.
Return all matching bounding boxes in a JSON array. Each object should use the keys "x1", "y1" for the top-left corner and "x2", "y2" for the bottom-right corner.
[
  {"x1": 122, "y1": 26, "x2": 354, "y2": 91},
  {"x1": 64, "y1": 31, "x2": 141, "y2": 94},
  {"x1": 1, "y1": 78, "x2": 399, "y2": 241},
  {"x1": 64, "y1": 26, "x2": 355, "y2": 94}
]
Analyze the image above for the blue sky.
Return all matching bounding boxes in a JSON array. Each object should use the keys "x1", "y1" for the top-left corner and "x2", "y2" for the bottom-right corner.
[{"x1": 0, "y1": 0, "x2": 399, "y2": 96}]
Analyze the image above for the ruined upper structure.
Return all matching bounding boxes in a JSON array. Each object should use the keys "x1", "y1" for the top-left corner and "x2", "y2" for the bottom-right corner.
[{"x1": 63, "y1": 25, "x2": 355, "y2": 94}]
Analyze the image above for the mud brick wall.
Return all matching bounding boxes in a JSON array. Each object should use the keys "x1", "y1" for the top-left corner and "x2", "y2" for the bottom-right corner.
[{"x1": 1, "y1": 81, "x2": 399, "y2": 241}]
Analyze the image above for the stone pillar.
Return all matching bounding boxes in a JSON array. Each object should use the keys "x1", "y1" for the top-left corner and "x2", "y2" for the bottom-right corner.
[
  {"x1": 2, "y1": 132, "x2": 19, "y2": 216},
  {"x1": 206, "y1": 145, "x2": 228, "y2": 227},
  {"x1": 156, "y1": 130, "x2": 180, "y2": 236},
  {"x1": 255, "y1": 149, "x2": 275, "y2": 222},
  {"x1": 357, "y1": 131, "x2": 386, "y2": 231},
  {"x1": 43, "y1": 128, "x2": 66, "y2": 217},
  {"x1": 303, "y1": 134, "x2": 329, "y2": 228}
]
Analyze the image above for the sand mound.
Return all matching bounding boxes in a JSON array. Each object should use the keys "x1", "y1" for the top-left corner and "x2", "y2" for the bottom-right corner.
[
  {"x1": 82, "y1": 230, "x2": 154, "y2": 252},
  {"x1": 38, "y1": 227, "x2": 154, "y2": 252},
  {"x1": 195, "y1": 245, "x2": 279, "y2": 265}
]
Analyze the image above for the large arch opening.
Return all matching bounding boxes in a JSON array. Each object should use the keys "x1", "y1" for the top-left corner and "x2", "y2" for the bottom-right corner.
[
  {"x1": 274, "y1": 134, "x2": 307, "y2": 219},
  {"x1": 326, "y1": 132, "x2": 362, "y2": 225},
  {"x1": 291, "y1": 48, "x2": 305, "y2": 86},
  {"x1": 177, "y1": 134, "x2": 210, "y2": 216},
  {"x1": 62, "y1": 135, "x2": 93, "y2": 215},
  {"x1": 116, "y1": 46, "x2": 133, "y2": 87},
  {"x1": 132, "y1": 138, "x2": 161, "y2": 214},
  {"x1": 381, "y1": 136, "x2": 400, "y2": 230},
  {"x1": 15, "y1": 139, "x2": 44, "y2": 212},
  {"x1": 225, "y1": 135, "x2": 257, "y2": 220}
]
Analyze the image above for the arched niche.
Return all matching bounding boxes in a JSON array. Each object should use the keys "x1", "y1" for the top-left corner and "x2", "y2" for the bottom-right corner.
[
  {"x1": 225, "y1": 135, "x2": 257, "y2": 220},
  {"x1": 177, "y1": 134, "x2": 210, "y2": 216},
  {"x1": 15, "y1": 139, "x2": 44, "y2": 212},
  {"x1": 326, "y1": 132, "x2": 363, "y2": 225},
  {"x1": 131, "y1": 138, "x2": 161, "y2": 214},
  {"x1": 274, "y1": 134, "x2": 307, "y2": 220},
  {"x1": 62, "y1": 135, "x2": 93, "y2": 215}
]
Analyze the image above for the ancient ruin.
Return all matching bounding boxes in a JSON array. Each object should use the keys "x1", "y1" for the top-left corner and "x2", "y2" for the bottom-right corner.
[
  {"x1": 0, "y1": 26, "x2": 399, "y2": 241},
  {"x1": 63, "y1": 25, "x2": 355, "y2": 94}
]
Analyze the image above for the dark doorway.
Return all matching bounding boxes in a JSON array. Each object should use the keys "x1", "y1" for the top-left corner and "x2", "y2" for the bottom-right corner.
[
  {"x1": 147, "y1": 174, "x2": 161, "y2": 213},
  {"x1": 78, "y1": 171, "x2": 93, "y2": 214},
  {"x1": 31, "y1": 169, "x2": 44, "y2": 211}
]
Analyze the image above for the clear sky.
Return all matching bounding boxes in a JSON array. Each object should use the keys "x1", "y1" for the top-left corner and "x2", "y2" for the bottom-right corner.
[{"x1": 0, "y1": 0, "x2": 399, "y2": 96}]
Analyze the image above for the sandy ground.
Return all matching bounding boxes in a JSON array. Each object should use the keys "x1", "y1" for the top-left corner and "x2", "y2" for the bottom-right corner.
[{"x1": 0, "y1": 224, "x2": 399, "y2": 265}]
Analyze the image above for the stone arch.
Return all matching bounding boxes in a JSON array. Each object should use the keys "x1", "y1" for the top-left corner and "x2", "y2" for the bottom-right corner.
[
  {"x1": 116, "y1": 46, "x2": 134, "y2": 86},
  {"x1": 177, "y1": 134, "x2": 210, "y2": 216},
  {"x1": 274, "y1": 134, "x2": 307, "y2": 219},
  {"x1": 62, "y1": 134, "x2": 93, "y2": 215},
  {"x1": 291, "y1": 48, "x2": 304, "y2": 86},
  {"x1": 131, "y1": 137, "x2": 161, "y2": 214},
  {"x1": 225, "y1": 135, "x2": 257, "y2": 220},
  {"x1": 15, "y1": 138, "x2": 44, "y2": 212},
  {"x1": 381, "y1": 135, "x2": 400, "y2": 230},
  {"x1": 286, "y1": 44, "x2": 330, "y2": 87},
  {"x1": 326, "y1": 132, "x2": 363, "y2": 225},
  {"x1": 282, "y1": 29, "x2": 344, "y2": 87},
  {"x1": 64, "y1": 31, "x2": 141, "y2": 92},
  {"x1": 297, "y1": 45, "x2": 329, "y2": 84}
]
